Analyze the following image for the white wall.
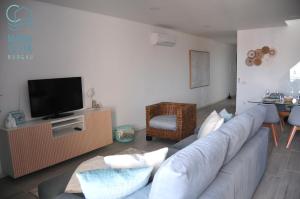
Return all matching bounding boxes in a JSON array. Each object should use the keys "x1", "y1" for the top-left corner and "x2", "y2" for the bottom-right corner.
[
  {"x1": 0, "y1": 0, "x2": 236, "y2": 177},
  {"x1": 229, "y1": 45, "x2": 237, "y2": 97},
  {"x1": 236, "y1": 20, "x2": 300, "y2": 113}
]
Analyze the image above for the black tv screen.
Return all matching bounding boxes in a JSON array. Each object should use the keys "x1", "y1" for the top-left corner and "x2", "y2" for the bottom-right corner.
[{"x1": 28, "y1": 77, "x2": 83, "y2": 118}]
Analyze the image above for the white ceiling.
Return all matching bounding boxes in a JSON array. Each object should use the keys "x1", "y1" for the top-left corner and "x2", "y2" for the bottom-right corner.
[{"x1": 36, "y1": 0, "x2": 300, "y2": 44}]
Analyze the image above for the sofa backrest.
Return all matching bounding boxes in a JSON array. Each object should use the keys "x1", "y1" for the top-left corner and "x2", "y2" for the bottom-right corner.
[
  {"x1": 241, "y1": 105, "x2": 266, "y2": 138},
  {"x1": 149, "y1": 131, "x2": 229, "y2": 199},
  {"x1": 219, "y1": 113, "x2": 254, "y2": 164}
]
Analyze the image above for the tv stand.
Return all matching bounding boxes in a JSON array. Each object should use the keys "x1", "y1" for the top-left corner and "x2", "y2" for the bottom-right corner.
[
  {"x1": 0, "y1": 108, "x2": 113, "y2": 178},
  {"x1": 43, "y1": 112, "x2": 74, "y2": 120}
]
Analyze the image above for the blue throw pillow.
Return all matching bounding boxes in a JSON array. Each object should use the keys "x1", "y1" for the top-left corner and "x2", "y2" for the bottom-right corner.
[
  {"x1": 219, "y1": 109, "x2": 233, "y2": 122},
  {"x1": 76, "y1": 167, "x2": 153, "y2": 199}
]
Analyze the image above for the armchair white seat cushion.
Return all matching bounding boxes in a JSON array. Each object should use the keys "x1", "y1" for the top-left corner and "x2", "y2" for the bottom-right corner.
[{"x1": 149, "y1": 115, "x2": 177, "y2": 131}]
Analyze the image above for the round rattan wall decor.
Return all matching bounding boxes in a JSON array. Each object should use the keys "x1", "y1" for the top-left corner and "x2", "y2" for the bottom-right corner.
[
  {"x1": 262, "y1": 46, "x2": 270, "y2": 54},
  {"x1": 253, "y1": 58, "x2": 262, "y2": 66},
  {"x1": 245, "y1": 46, "x2": 276, "y2": 66},
  {"x1": 269, "y1": 49, "x2": 276, "y2": 56},
  {"x1": 247, "y1": 50, "x2": 256, "y2": 59},
  {"x1": 245, "y1": 57, "x2": 253, "y2": 66}
]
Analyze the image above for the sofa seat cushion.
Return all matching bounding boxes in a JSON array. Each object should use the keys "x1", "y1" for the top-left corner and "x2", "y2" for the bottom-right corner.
[
  {"x1": 219, "y1": 114, "x2": 254, "y2": 164},
  {"x1": 124, "y1": 183, "x2": 151, "y2": 199},
  {"x1": 242, "y1": 105, "x2": 266, "y2": 138},
  {"x1": 149, "y1": 131, "x2": 229, "y2": 199},
  {"x1": 173, "y1": 134, "x2": 197, "y2": 149},
  {"x1": 198, "y1": 171, "x2": 234, "y2": 199},
  {"x1": 149, "y1": 115, "x2": 176, "y2": 131}
]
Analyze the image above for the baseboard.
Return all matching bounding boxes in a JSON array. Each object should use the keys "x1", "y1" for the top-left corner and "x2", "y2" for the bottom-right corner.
[{"x1": 197, "y1": 96, "x2": 234, "y2": 110}]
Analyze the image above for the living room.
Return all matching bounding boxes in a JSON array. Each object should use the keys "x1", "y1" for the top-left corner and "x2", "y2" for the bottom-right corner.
[{"x1": 0, "y1": 0, "x2": 300, "y2": 199}]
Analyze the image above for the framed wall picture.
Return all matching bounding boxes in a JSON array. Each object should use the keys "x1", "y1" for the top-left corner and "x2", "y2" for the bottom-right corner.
[{"x1": 189, "y1": 50, "x2": 210, "y2": 89}]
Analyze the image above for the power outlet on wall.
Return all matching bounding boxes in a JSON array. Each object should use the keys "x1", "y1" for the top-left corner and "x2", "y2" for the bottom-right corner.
[{"x1": 237, "y1": 78, "x2": 247, "y2": 85}]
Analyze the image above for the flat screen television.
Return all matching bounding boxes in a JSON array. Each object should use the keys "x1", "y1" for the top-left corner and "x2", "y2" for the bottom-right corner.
[{"x1": 28, "y1": 77, "x2": 83, "y2": 119}]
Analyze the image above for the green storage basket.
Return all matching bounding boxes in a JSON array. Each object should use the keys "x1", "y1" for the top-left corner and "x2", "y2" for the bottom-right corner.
[{"x1": 113, "y1": 125, "x2": 135, "y2": 143}]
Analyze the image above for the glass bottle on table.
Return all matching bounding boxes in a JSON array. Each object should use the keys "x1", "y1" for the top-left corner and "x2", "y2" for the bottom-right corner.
[
  {"x1": 275, "y1": 89, "x2": 279, "y2": 98},
  {"x1": 279, "y1": 95, "x2": 283, "y2": 103},
  {"x1": 290, "y1": 90, "x2": 294, "y2": 97},
  {"x1": 265, "y1": 89, "x2": 270, "y2": 97}
]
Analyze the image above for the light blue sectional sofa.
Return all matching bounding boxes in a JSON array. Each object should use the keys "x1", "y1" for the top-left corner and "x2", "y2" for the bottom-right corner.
[
  {"x1": 39, "y1": 105, "x2": 269, "y2": 199},
  {"x1": 126, "y1": 105, "x2": 268, "y2": 199}
]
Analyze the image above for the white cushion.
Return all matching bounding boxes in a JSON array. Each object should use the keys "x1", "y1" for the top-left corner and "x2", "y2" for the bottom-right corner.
[
  {"x1": 197, "y1": 111, "x2": 224, "y2": 138},
  {"x1": 104, "y1": 147, "x2": 168, "y2": 176},
  {"x1": 65, "y1": 148, "x2": 168, "y2": 194}
]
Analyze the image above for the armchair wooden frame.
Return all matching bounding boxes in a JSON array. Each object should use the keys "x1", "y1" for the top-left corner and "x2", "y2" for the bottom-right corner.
[{"x1": 146, "y1": 102, "x2": 196, "y2": 141}]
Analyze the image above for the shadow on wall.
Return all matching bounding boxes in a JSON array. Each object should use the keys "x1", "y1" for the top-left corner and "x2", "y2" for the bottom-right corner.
[
  {"x1": 110, "y1": 107, "x2": 118, "y2": 129},
  {"x1": 289, "y1": 61, "x2": 300, "y2": 95}
]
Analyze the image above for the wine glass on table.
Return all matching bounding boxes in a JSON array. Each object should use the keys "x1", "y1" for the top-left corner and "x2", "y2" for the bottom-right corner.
[
  {"x1": 279, "y1": 95, "x2": 284, "y2": 103},
  {"x1": 265, "y1": 89, "x2": 270, "y2": 97}
]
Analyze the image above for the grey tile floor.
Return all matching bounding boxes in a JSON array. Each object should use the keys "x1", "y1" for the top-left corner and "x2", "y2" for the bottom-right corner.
[
  {"x1": 0, "y1": 98, "x2": 299, "y2": 199},
  {"x1": 253, "y1": 125, "x2": 300, "y2": 199}
]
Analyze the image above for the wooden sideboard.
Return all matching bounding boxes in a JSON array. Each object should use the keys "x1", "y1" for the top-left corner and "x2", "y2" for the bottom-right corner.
[{"x1": 0, "y1": 108, "x2": 113, "y2": 178}]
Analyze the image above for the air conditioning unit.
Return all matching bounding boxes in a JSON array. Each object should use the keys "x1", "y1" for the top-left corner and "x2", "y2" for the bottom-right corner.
[{"x1": 150, "y1": 33, "x2": 176, "y2": 47}]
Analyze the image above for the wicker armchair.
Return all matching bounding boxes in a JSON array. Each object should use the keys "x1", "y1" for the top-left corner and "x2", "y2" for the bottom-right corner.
[{"x1": 146, "y1": 102, "x2": 197, "y2": 141}]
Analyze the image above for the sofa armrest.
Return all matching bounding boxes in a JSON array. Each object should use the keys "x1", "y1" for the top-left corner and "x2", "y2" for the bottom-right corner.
[
  {"x1": 38, "y1": 171, "x2": 74, "y2": 199},
  {"x1": 166, "y1": 147, "x2": 179, "y2": 158}
]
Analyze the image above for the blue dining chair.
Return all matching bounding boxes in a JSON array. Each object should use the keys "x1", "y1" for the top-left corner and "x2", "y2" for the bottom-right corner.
[
  {"x1": 286, "y1": 106, "x2": 300, "y2": 149},
  {"x1": 260, "y1": 104, "x2": 280, "y2": 147},
  {"x1": 277, "y1": 104, "x2": 289, "y2": 131}
]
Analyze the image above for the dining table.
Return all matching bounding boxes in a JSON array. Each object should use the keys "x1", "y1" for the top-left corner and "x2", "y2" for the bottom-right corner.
[
  {"x1": 248, "y1": 98, "x2": 300, "y2": 108},
  {"x1": 248, "y1": 97, "x2": 300, "y2": 127}
]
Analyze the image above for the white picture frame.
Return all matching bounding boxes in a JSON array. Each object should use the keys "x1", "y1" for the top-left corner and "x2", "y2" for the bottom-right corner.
[{"x1": 189, "y1": 50, "x2": 210, "y2": 89}]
